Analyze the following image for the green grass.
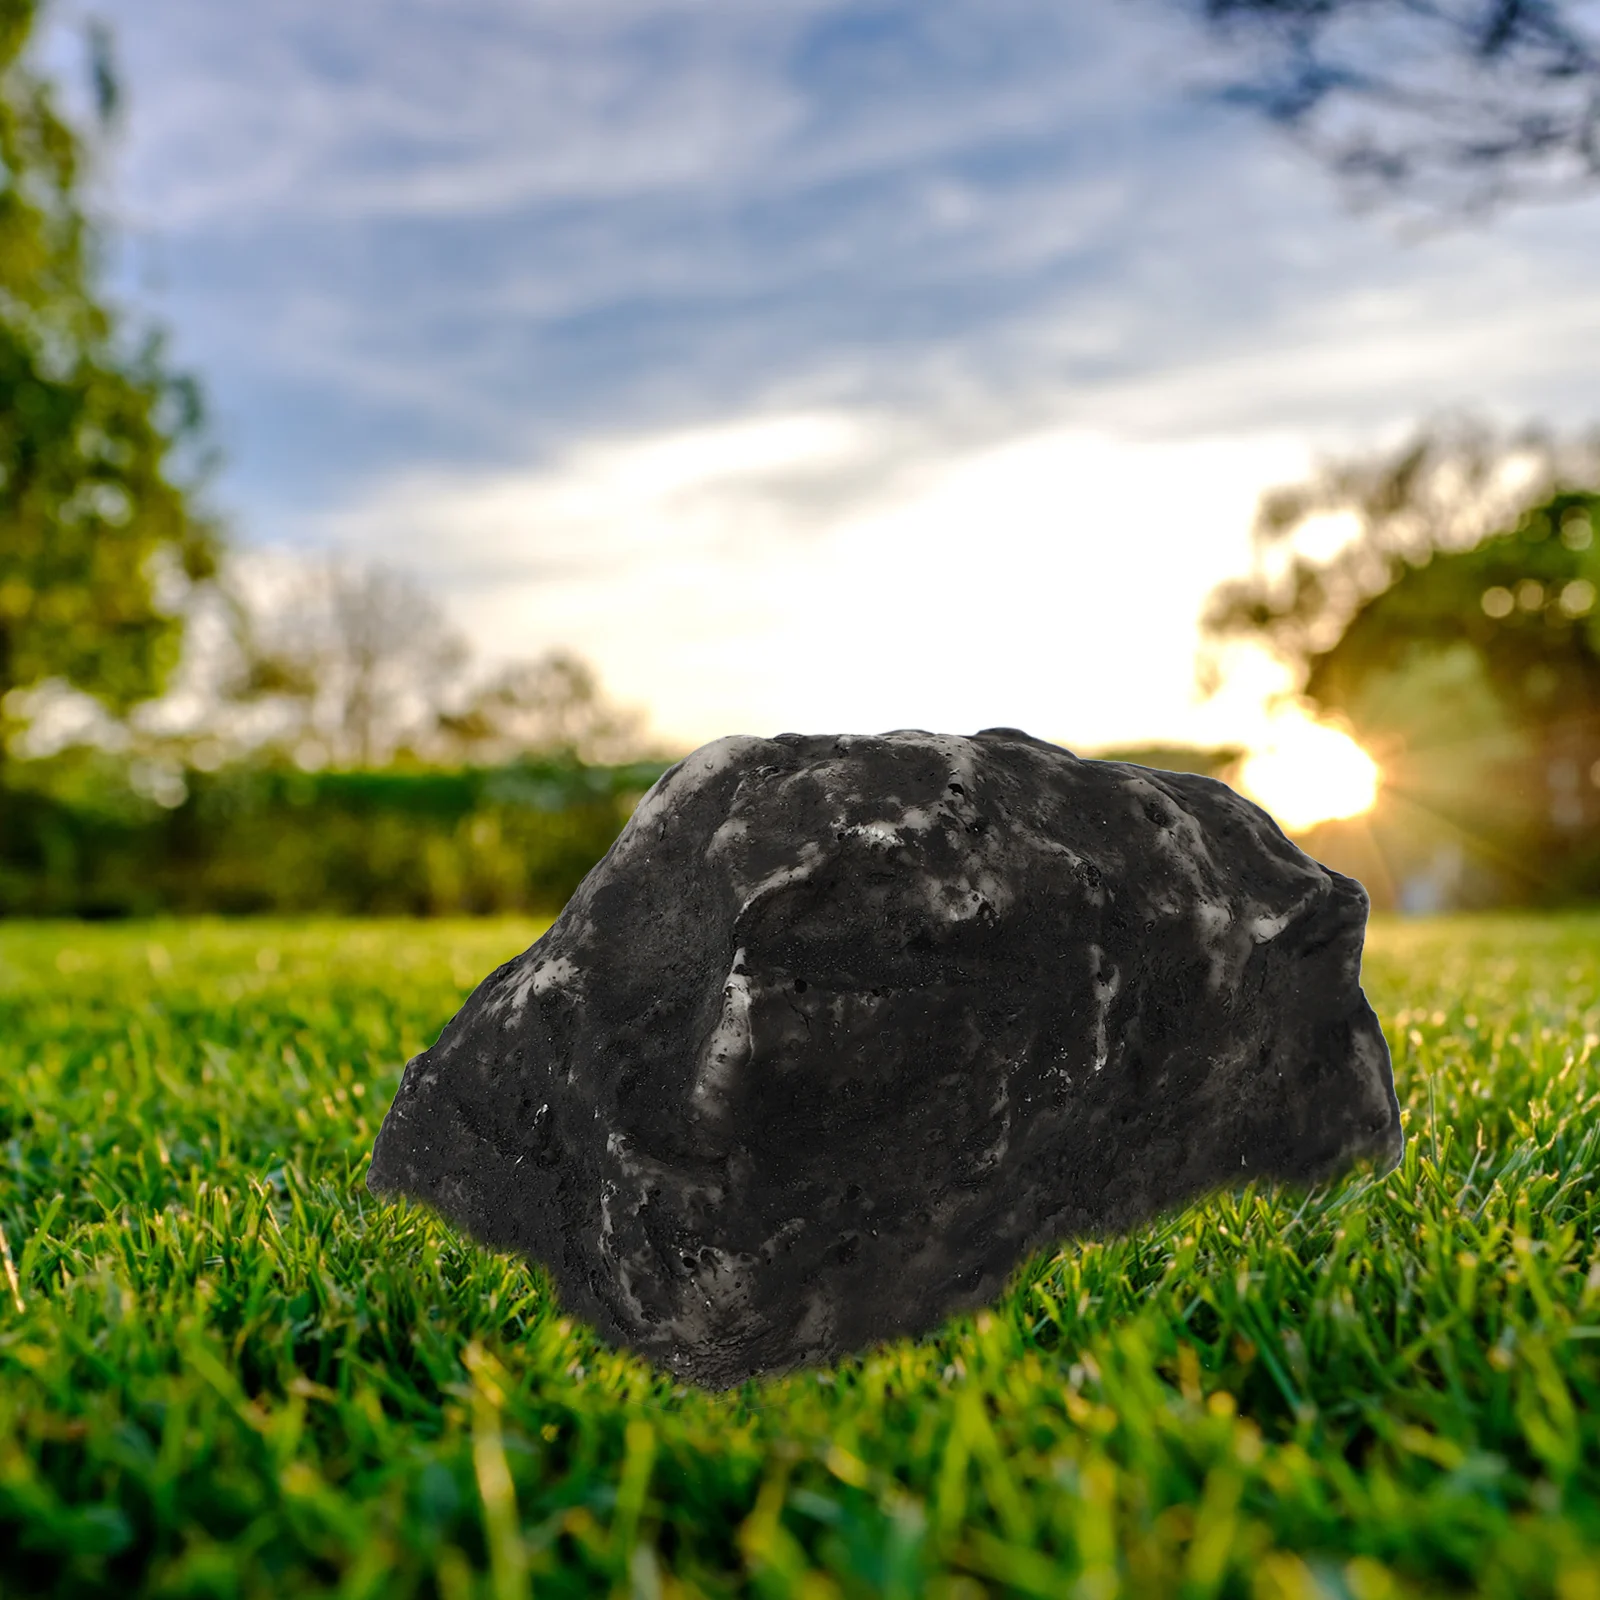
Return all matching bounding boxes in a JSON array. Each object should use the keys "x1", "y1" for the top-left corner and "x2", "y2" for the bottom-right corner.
[{"x1": 2, "y1": 915, "x2": 1599, "y2": 1599}]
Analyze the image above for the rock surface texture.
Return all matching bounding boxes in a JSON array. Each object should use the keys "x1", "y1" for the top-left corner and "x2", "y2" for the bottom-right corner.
[{"x1": 368, "y1": 728, "x2": 1402, "y2": 1387}]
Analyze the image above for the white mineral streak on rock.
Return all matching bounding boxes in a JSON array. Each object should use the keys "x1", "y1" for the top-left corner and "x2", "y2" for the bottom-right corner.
[
  {"x1": 691, "y1": 955, "x2": 753, "y2": 1115},
  {"x1": 1247, "y1": 888, "x2": 1320, "y2": 944},
  {"x1": 598, "y1": 1132, "x2": 673, "y2": 1329},
  {"x1": 732, "y1": 840, "x2": 825, "y2": 919},
  {"x1": 598, "y1": 1183, "x2": 656, "y2": 1329},
  {"x1": 972, "y1": 1065, "x2": 1015, "y2": 1171},
  {"x1": 535, "y1": 955, "x2": 577, "y2": 993},
  {"x1": 1039, "y1": 838, "x2": 1104, "y2": 904},
  {"x1": 709, "y1": 774, "x2": 822, "y2": 917},
  {"x1": 628, "y1": 734, "x2": 767, "y2": 838},
  {"x1": 1088, "y1": 944, "x2": 1122, "y2": 1072},
  {"x1": 792, "y1": 1291, "x2": 835, "y2": 1354},
  {"x1": 496, "y1": 952, "x2": 581, "y2": 1021},
  {"x1": 1193, "y1": 900, "x2": 1237, "y2": 986},
  {"x1": 874, "y1": 733, "x2": 1022, "y2": 922},
  {"x1": 614, "y1": 1248, "x2": 655, "y2": 1328},
  {"x1": 706, "y1": 814, "x2": 749, "y2": 856},
  {"x1": 924, "y1": 822, "x2": 1012, "y2": 921},
  {"x1": 883, "y1": 729, "x2": 981, "y2": 788},
  {"x1": 1120, "y1": 773, "x2": 1249, "y2": 990},
  {"x1": 845, "y1": 820, "x2": 903, "y2": 846},
  {"x1": 938, "y1": 882, "x2": 994, "y2": 922},
  {"x1": 758, "y1": 1216, "x2": 807, "y2": 1262},
  {"x1": 605, "y1": 1128, "x2": 644, "y2": 1178}
]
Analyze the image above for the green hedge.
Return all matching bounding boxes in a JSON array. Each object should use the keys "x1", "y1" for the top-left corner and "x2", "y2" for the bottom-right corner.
[{"x1": 0, "y1": 758, "x2": 673, "y2": 917}]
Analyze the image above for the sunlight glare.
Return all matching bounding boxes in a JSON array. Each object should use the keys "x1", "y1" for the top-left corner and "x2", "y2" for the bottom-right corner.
[{"x1": 1238, "y1": 713, "x2": 1380, "y2": 833}]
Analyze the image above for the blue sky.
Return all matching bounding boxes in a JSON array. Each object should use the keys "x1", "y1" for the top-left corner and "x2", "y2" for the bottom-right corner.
[{"x1": 48, "y1": 0, "x2": 1600, "y2": 750}]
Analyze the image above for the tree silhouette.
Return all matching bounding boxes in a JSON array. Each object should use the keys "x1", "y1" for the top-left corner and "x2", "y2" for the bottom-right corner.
[
  {"x1": 1187, "y1": 0, "x2": 1600, "y2": 208},
  {"x1": 1201, "y1": 421, "x2": 1600, "y2": 897},
  {"x1": 0, "y1": 1, "x2": 217, "y2": 765}
]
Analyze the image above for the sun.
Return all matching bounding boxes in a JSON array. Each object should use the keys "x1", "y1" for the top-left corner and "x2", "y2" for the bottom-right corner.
[{"x1": 1238, "y1": 712, "x2": 1380, "y2": 833}]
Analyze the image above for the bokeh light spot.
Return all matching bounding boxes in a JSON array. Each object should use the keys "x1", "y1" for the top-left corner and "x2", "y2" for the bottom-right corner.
[
  {"x1": 1561, "y1": 510, "x2": 1593, "y2": 551},
  {"x1": 1560, "y1": 578, "x2": 1595, "y2": 616}
]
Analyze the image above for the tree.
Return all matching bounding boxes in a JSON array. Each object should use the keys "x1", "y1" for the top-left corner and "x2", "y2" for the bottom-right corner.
[
  {"x1": 0, "y1": 2, "x2": 217, "y2": 766},
  {"x1": 210, "y1": 559, "x2": 469, "y2": 769},
  {"x1": 1186, "y1": 0, "x2": 1600, "y2": 209},
  {"x1": 1200, "y1": 417, "x2": 1599, "y2": 674},
  {"x1": 206, "y1": 557, "x2": 651, "y2": 769},
  {"x1": 1201, "y1": 421, "x2": 1600, "y2": 898},
  {"x1": 436, "y1": 649, "x2": 650, "y2": 766}
]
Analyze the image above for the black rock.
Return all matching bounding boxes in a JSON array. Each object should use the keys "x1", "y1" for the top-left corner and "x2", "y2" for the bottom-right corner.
[{"x1": 367, "y1": 728, "x2": 1402, "y2": 1387}]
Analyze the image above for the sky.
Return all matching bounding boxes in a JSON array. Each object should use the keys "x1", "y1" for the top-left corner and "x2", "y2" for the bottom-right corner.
[{"x1": 46, "y1": 0, "x2": 1600, "y2": 754}]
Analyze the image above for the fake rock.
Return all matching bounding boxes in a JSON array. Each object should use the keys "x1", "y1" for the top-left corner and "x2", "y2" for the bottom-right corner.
[{"x1": 368, "y1": 728, "x2": 1402, "y2": 1386}]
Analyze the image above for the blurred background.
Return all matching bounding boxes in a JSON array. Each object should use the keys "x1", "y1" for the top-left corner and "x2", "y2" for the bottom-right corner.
[{"x1": 4, "y1": 0, "x2": 1600, "y2": 918}]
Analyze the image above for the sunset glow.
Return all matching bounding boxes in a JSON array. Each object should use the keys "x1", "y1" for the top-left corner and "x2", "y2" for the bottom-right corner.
[{"x1": 1238, "y1": 713, "x2": 1380, "y2": 834}]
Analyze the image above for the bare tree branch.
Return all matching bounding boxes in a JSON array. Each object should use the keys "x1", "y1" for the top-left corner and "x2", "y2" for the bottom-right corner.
[{"x1": 1185, "y1": 0, "x2": 1600, "y2": 209}]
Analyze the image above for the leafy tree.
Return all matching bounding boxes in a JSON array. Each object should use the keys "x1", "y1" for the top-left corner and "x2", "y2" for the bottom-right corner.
[
  {"x1": 0, "y1": 2, "x2": 217, "y2": 764},
  {"x1": 1296, "y1": 493, "x2": 1600, "y2": 733},
  {"x1": 1187, "y1": 0, "x2": 1600, "y2": 210},
  {"x1": 436, "y1": 649, "x2": 651, "y2": 766},
  {"x1": 174, "y1": 559, "x2": 469, "y2": 770},
  {"x1": 198, "y1": 558, "x2": 653, "y2": 770},
  {"x1": 1201, "y1": 418, "x2": 1599, "y2": 670},
  {"x1": 1202, "y1": 421, "x2": 1600, "y2": 897}
]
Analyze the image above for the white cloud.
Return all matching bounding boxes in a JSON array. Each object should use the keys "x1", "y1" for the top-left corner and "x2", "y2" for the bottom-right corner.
[
  {"x1": 78, "y1": 0, "x2": 1167, "y2": 228},
  {"x1": 316, "y1": 406, "x2": 1308, "y2": 751},
  {"x1": 37, "y1": 0, "x2": 1600, "y2": 756},
  {"x1": 320, "y1": 410, "x2": 886, "y2": 580}
]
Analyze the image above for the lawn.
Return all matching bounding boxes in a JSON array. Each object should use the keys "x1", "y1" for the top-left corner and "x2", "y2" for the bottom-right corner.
[{"x1": 1, "y1": 915, "x2": 1598, "y2": 1599}]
